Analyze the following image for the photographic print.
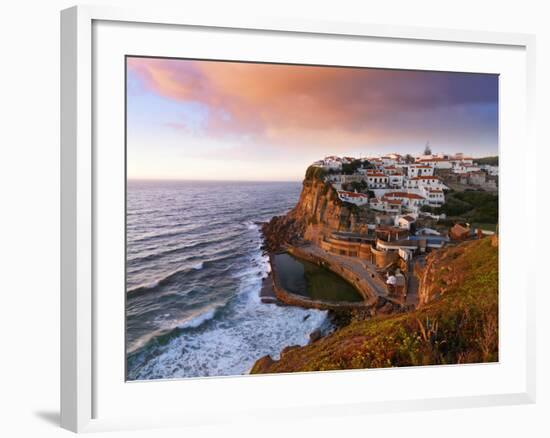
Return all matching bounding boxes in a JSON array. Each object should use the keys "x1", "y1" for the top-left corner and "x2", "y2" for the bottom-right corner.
[{"x1": 125, "y1": 57, "x2": 498, "y2": 381}]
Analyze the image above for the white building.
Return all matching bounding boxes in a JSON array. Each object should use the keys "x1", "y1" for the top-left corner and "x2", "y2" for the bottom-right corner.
[
  {"x1": 417, "y1": 157, "x2": 453, "y2": 169},
  {"x1": 388, "y1": 174, "x2": 404, "y2": 188},
  {"x1": 480, "y1": 164, "x2": 499, "y2": 176},
  {"x1": 452, "y1": 163, "x2": 480, "y2": 174},
  {"x1": 383, "y1": 191, "x2": 427, "y2": 211},
  {"x1": 407, "y1": 164, "x2": 435, "y2": 178},
  {"x1": 323, "y1": 156, "x2": 343, "y2": 170},
  {"x1": 366, "y1": 172, "x2": 389, "y2": 189},
  {"x1": 406, "y1": 176, "x2": 448, "y2": 190},
  {"x1": 337, "y1": 190, "x2": 369, "y2": 206},
  {"x1": 451, "y1": 154, "x2": 474, "y2": 165},
  {"x1": 421, "y1": 187, "x2": 445, "y2": 206},
  {"x1": 396, "y1": 215, "x2": 416, "y2": 230},
  {"x1": 369, "y1": 197, "x2": 402, "y2": 214}
]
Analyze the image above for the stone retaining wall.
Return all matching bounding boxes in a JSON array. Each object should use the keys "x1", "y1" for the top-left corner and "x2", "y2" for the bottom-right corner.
[
  {"x1": 286, "y1": 246, "x2": 380, "y2": 305},
  {"x1": 269, "y1": 252, "x2": 377, "y2": 311}
]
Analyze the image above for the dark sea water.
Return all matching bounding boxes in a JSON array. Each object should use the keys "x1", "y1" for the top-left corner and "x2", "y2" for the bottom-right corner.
[{"x1": 126, "y1": 180, "x2": 327, "y2": 380}]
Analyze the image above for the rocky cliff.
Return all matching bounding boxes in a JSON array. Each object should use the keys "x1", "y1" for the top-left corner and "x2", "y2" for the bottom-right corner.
[
  {"x1": 251, "y1": 238, "x2": 498, "y2": 373},
  {"x1": 261, "y1": 168, "x2": 370, "y2": 252}
]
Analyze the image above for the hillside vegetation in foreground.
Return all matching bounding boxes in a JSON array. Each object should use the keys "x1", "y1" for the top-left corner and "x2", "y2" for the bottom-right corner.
[{"x1": 251, "y1": 238, "x2": 498, "y2": 373}]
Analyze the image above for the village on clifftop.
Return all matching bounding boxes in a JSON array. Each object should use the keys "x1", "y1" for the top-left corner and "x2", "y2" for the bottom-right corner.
[
  {"x1": 313, "y1": 150, "x2": 498, "y2": 217},
  {"x1": 304, "y1": 148, "x2": 498, "y2": 302}
]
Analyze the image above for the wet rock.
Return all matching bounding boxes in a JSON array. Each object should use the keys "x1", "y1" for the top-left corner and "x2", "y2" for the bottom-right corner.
[
  {"x1": 280, "y1": 345, "x2": 301, "y2": 358},
  {"x1": 309, "y1": 329, "x2": 322, "y2": 343},
  {"x1": 378, "y1": 302, "x2": 395, "y2": 314},
  {"x1": 250, "y1": 355, "x2": 275, "y2": 374},
  {"x1": 375, "y1": 297, "x2": 388, "y2": 309}
]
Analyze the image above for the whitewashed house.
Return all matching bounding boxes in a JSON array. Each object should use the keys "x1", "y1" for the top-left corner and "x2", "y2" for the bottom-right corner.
[
  {"x1": 417, "y1": 157, "x2": 453, "y2": 169},
  {"x1": 337, "y1": 190, "x2": 369, "y2": 206},
  {"x1": 383, "y1": 191, "x2": 427, "y2": 211},
  {"x1": 370, "y1": 197, "x2": 402, "y2": 214},
  {"x1": 388, "y1": 174, "x2": 404, "y2": 188},
  {"x1": 366, "y1": 172, "x2": 389, "y2": 189},
  {"x1": 396, "y1": 215, "x2": 416, "y2": 230},
  {"x1": 323, "y1": 156, "x2": 343, "y2": 171},
  {"x1": 452, "y1": 163, "x2": 481, "y2": 174},
  {"x1": 408, "y1": 164, "x2": 435, "y2": 178},
  {"x1": 480, "y1": 165, "x2": 498, "y2": 176},
  {"x1": 421, "y1": 187, "x2": 445, "y2": 206},
  {"x1": 406, "y1": 176, "x2": 448, "y2": 190}
]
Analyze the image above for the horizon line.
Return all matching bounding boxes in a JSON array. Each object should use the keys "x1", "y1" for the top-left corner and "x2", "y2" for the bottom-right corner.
[{"x1": 127, "y1": 177, "x2": 304, "y2": 183}]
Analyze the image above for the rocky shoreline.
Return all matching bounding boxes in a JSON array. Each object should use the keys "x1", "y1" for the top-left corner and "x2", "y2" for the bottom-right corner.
[
  {"x1": 253, "y1": 173, "x2": 406, "y2": 374},
  {"x1": 250, "y1": 238, "x2": 499, "y2": 374}
]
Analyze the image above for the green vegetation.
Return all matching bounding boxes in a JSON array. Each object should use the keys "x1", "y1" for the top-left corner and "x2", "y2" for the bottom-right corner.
[
  {"x1": 251, "y1": 239, "x2": 498, "y2": 373},
  {"x1": 404, "y1": 154, "x2": 415, "y2": 164},
  {"x1": 305, "y1": 165, "x2": 327, "y2": 181},
  {"x1": 474, "y1": 156, "x2": 498, "y2": 166},
  {"x1": 425, "y1": 190, "x2": 498, "y2": 224},
  {"x1": 342, "y1": 159, "x2": 372, "y2": 175},
  {"x1": 349, "y1": 180, "x2": 368, "y2": 192}
]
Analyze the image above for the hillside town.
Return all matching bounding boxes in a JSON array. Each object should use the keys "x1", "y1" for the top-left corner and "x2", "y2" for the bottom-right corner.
[
  {"x1": 313, "y1": 150, "x2": 498, "y2": 216},
  {"x1": 296, "y1": 149, "x2": 499, "y2": 301}
]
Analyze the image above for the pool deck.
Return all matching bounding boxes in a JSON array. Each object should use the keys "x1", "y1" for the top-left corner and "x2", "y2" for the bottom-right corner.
[
  {"x1": 299, "y1": 244, "x2": 389, "y2": 298},
  {"x1": 288, "y1": 243, "x2": 391, "y2": 304},
  {"x1": 262, "y1": 241, "x2": 416, "y2": 312}
]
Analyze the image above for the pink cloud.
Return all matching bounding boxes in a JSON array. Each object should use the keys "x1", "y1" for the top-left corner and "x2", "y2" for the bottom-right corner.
[{"x1": 127, "y1": 57, "x2": 497, "y2": 151}]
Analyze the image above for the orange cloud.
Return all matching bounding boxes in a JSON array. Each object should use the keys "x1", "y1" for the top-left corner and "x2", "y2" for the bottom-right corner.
[{"x1": 127, "y1": 57, "x2": 498, "y2": 150}]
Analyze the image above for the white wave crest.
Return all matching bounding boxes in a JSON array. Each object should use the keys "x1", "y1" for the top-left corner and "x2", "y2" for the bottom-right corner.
[{"x1": 177, "y1": 308, "x2": 218, "y2": 330}]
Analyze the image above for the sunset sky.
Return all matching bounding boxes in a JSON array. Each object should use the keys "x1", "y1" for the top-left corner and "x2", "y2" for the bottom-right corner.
[{"x1": 126, "y1": 57, "x2": 498, "y2": 181}]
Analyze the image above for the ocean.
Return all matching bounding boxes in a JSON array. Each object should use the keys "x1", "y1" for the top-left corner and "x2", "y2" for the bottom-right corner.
[{"x1": 126, "y1": 180, "x2": 327, "y2": 380}]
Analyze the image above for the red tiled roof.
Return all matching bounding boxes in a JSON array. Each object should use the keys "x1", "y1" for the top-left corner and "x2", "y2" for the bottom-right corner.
[
  {"x1": 419, "y1": 157, "x2": 448, "y2": 162},
  {"x1": 338, "y1": 190, "x2": 368, "y2": 199},
  {"x1": 411, "y1": 176, "x2": 440, "y2": 180},
  {"x1": 385, "y1": 191, "x2": 425, "y2": 200}
]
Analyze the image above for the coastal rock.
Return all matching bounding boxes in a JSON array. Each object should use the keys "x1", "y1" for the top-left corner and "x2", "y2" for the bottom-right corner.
[
  {"x1": 309, "y1": 329, "x2": 322, "y2": 343},
  {"x1": 250, "y1": 355, "x2": 275, "y2": 374},
  {"x1": 261, "y1": 174, "x2": 364, "y2": 252},
  {"x1": 249, "y1": 238, "x2": 499, "y2": 374},
  {"x1": 377, "y1": 302, "x2": 395, "y2": 315},
  {"x1": 280, "y1": 345, "x2": 301, "y2": 358},
  {"x1": 375, "y1": 297, "x2": 388, "y2": 309}
]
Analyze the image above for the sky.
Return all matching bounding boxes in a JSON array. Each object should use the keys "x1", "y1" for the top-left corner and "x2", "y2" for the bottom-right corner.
[{"x1": 126, "y1": 57, "x2": 498, "y2": 181}]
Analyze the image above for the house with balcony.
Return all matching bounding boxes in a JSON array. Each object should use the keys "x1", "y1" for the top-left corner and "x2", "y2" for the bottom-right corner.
[
  {"x1": 421, "y1": 187, "x2": 445, "y2": 206},
  {"x1": 366, "y1": 172, "x2": 389, "y2": 189}
]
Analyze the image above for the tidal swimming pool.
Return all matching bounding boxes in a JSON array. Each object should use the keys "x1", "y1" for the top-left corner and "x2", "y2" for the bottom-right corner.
[{"x1": 272, "y1": 253, "x2": 363, "y2": 303}]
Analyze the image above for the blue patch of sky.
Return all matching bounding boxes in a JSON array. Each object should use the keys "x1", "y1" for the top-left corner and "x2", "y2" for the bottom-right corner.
[{"x1": 127, "y1": 71, "x2": 211, "y2": 136}]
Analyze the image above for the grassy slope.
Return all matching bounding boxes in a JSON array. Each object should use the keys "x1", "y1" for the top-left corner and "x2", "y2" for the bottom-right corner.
[{"x1": 251, "y1": 238, "x2": 498, "y2": 373}]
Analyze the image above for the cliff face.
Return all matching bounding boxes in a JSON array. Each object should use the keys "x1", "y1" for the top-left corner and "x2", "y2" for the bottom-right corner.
[
  {"x1": 262, "y1": 175, "x2": 368, "y2": 252},
  {"x1": 251, "y1": 238, "x2": 498, "y2": 373},
  {"x1": 417, "y1": 236, "x2": 498, "y2": 306}
]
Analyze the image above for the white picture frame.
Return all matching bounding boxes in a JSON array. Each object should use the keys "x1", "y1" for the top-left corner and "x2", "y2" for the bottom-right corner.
[{"x1": 61, "y1": 4, "x2": 536, "y2": 433}]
